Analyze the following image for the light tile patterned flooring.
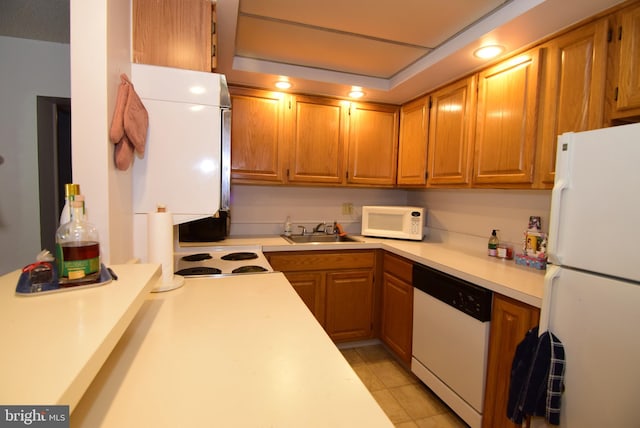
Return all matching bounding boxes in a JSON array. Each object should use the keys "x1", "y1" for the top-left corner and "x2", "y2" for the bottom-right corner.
[{"x1": 339, "y1": 344, "x2": 470, "y2": 428}]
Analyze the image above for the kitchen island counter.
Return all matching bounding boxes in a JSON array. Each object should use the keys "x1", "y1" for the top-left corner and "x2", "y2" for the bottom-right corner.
[
  {"x1": 187, "y1": 235, "x2": 545, "y2": 307},
  {"x1": 71, "y1": 273, "x2": 393, "y2": 427},
  {"x1": 0, "y1": 263, "x2": 160, "y2": 412}
]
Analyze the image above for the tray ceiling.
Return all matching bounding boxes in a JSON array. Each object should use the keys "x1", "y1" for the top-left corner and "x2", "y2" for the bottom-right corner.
[
  {"x1": 235, "y1": 0, "x2": 507, "y2": 79},
  {"x1": 0, "y1": 0, "x2": 628, "y2": 104}
]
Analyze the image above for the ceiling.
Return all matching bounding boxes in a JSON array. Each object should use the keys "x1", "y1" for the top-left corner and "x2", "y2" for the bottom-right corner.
[
  {"x1": 0, "y1": 0, "x2": 627, "y2": 104},
  {"x1": 0, "y1": 0, "x2": 69, "y2": 44}
]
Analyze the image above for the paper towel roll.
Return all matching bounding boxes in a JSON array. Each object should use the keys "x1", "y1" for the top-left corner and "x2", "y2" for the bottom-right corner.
[{"x1": 147, "y1": 207, "x2": 183, "y2": 291}]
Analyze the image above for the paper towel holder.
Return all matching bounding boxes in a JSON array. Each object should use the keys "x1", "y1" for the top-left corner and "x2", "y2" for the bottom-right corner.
[
  {"x1": 151, "y1": 273, "x2": 184, "y2": 293},
  {"x1": 148, "y1": 205, "x2": 185, "y2": 293}
]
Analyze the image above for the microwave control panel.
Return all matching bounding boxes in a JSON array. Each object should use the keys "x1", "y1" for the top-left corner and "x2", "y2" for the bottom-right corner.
[{"x1": 410, "y1": 211, "x2": 422, "y2": 235}]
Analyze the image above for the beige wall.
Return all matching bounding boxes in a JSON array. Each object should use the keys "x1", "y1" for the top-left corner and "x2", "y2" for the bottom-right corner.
[
  {"x1": 407, "y1": 188, "x2": 551, "y2": 247},
  {"x1": 229, "y1": 185, "x2": 409, "y2": 236},
  {"x1": 230, "y1": 185, "x2": 551, "y2": 248}
]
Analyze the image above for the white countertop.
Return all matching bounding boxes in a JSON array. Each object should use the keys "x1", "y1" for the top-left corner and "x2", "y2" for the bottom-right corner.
[
  {"x1": 0, "y1": 263, "x2": 160, "y2": 412},
  {"x1": 181, "y1": 234, "x2": 546, "y2": 307},
  {"x1": 71, "y1": 273, "x2": 394, "y2": 428}
]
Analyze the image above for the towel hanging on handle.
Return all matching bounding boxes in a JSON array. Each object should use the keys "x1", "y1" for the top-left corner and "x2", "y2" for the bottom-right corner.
[
  {"x1": 109, "y1": 73, "x2": 148, "y2": 170},
  {"x1": 507, "y1": 326, "x2": 565, "y2": 426}
]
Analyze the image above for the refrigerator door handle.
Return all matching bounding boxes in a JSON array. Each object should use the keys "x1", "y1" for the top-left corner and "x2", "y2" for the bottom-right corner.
[
  {"x1": 547, "y1": 134, "x2": 572, "y2": 265},
  {"x1": 538, "y1": 264, "x2": 561, "y2": 336}
]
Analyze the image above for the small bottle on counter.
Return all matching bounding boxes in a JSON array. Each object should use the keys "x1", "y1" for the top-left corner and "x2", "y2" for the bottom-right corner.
[
  {"x1": 284, "y1": 216, "x2": 292, "y2": 236},
  {"x1": 55, "y1": 199, "x2": 101, "y2": 281},
  {"x1": 488, "y1": 229, "x2": 499, "y2": 257}
]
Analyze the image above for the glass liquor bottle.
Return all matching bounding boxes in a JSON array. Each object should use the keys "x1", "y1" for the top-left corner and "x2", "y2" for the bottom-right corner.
[
  {"x1": 59, "y1": 183, "x2": 80, "y2": 225},
  {"x1": 55, "y1": 199, "x2": 101, "y2": 281}
]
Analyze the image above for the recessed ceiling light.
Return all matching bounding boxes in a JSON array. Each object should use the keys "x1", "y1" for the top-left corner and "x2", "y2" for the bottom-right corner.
[
  {"x1": 474, "y1": 45, "x2": 505, "y2": 60},
  {"x1": 275, "y1": 79, "x2": 291, "y2": 90},
  {"x1": 349, "y1": 86, "x2": 364, "y2": 99}
]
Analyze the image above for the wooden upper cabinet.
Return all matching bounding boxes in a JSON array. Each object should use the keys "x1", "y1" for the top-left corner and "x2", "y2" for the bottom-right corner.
[
  {"x1": 615, "y1": 3, "x2": 640, "y2": 113},
  {"x1": 397, "y1": 96, "x2": 429, "y2": 186},
  {"x1": 133, "y1": 0, "x2": 213, "y2": 72},
  {"x1": 427, "y1": 76, "x2": 477, "y2": 187},
  {"x1": 474, "y1": 49, "x2": 542, "y2": 187},
  {"x1": 536, "y1": 19, "x2": 609, "y2": 188},
  {"x1": 230, "y1": 88, "x2": 287, "y2": 183},
  {"x1": 288, "y1": 96, "x2": 347, "y2": 184},
  {"x1": 346, "y1": 103, "x2": 400, "y2": 186}
]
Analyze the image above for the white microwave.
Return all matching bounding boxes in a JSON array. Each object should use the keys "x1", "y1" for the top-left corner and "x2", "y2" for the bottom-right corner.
[{"x1": 361, "y1": 206, "x2": 424, "y2": 241}]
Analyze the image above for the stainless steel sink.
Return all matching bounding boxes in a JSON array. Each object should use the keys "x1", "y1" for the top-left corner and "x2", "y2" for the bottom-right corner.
[{"x1": 281, "y1": 234, "x2": 360, "y2": 244}]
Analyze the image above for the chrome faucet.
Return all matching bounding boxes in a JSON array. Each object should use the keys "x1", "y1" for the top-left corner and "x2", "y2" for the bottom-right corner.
[
  {"x1": 297, "y1": 225, "x2": 307, "y2": 235},
  {"x1": 313, "y1": 222, "x2": 326, "y2": 234}
]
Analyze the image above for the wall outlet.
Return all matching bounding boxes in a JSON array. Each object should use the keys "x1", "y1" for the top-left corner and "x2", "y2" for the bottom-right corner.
[{"x1": 342, "y1": 202, "x2": 353, "y2": 215}]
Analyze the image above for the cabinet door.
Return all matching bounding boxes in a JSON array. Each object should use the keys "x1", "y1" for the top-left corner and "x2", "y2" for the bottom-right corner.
[
  {"x1": 288, "y1": 96, "x2": 347, "y2": 184},
  {"x1": 474, "y1": 49, "x2": 542, "y2": 186},
  {"x1": 346, "y1": 103, "x2": 399, "y2": 186},
  {"x1": 397, "y1": 96, "x2": 428, "y2": 186},
  {"x1": 616, "y1": 4, "x2": 640, "y2": 111},
  {"x1": 132, "y1": 0, "x2": 212, "y2": 72},
  {"x1": 284, "y1": 271, "x2": 326, "y2": 327},
  {"x1": 381, "y1": 273, "x2": 413, "y2": 364},
  {"x1": 427, "y1": 76, "x2": 477, "y2": 187},
  {"x1": 536, "y1": 19, "x2": 608, "y2": 187},
  {"x1": 230, "y1": 88, "x2": 287, "y2": 183},
  {"x1": 325, "y1": 270, "x2": 375, "y2": 342},
  {"x1": 482, "y1": 294, "x2": 540, "y2": 428}
]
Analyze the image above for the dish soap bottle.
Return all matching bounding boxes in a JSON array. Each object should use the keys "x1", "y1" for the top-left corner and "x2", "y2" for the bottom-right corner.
[
  {"x1": 488, "y1": 229, "x2": 499, "y2": 257},
  {"x1": 284, "y1": 216, "x2": 292, "y2": 237},
  {"x1": 55, "y1": 198, "x2": 101, "y2": 281}
]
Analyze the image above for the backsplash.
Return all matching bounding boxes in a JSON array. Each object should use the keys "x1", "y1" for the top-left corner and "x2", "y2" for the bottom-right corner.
[
  {"x1": 229, "y1": 185, "x2": 409, "y2": 235},
  {"x1": 407, "y1": 188, "x2": 552, "y2": 249},
  {"x1": 229, "y1": 185, "x2": 551, "y2": 250}
]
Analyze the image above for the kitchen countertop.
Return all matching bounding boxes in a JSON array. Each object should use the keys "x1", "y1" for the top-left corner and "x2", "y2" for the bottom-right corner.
[
  {"x1": 180, "y1": 234, "x2": 546, "y2": 307},
  {"x1": 70, "y1": 273, "x2": 394, "y2": 428},
  {"x1": 0, "y1": 263, "x2": 160, "y2": 412}
]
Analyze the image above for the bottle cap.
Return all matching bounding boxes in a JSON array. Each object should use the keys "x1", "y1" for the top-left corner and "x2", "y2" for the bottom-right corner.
[{"x1": 65, "y1": 183, "x2": 80, "y2": 197}]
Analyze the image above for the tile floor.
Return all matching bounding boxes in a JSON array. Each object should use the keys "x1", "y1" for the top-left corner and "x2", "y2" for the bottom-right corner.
[{"x1": 339, "y1": 344, "x2": 470, "y2": 428}]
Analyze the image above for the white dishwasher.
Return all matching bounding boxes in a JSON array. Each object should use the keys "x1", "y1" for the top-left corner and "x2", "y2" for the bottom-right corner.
[{"x1": 411, "y1": 263, "x2": 492, "y2": 428}]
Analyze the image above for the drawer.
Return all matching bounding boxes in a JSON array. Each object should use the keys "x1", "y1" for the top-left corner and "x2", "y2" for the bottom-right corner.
[
  {"x1": 383, "y1": 252, "x2": 413, "y2": 283},
  {"x1": 268, "y1": 250, "x2": 375, "y2": 272}
]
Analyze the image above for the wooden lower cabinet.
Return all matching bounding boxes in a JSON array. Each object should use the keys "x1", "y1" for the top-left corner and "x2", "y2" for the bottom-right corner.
[
  {"x1": 380, "y1": 252, "x2": 413, "y2": 364},
  {"x1": 326, "y1": 270, "x2": 375, "y2": 342},
  {"x1": 284, "y1": 271, "x2": 325, "y2": 326},
  {"x1": 482, "y1": 294, "x2": 541, "y2": 428},
  {"x1": 267, "y1": 250, "x2": 376, "y2": 342}
]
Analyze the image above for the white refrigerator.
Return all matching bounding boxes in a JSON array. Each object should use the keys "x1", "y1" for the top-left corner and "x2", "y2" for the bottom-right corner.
[{"x1": 537, "y1": 122, "x2": 640, "y2": 427}]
